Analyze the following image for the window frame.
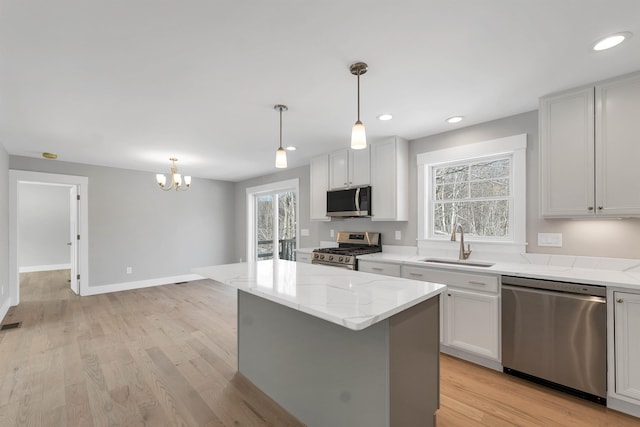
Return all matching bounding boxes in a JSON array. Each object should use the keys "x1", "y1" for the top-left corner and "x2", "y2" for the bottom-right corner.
[{"x1": 417, "y1": 134, "x2": 527, "y2": 245}]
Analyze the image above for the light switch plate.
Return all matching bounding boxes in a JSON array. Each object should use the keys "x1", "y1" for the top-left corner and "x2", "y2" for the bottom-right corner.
[
  {"x1": 330, "y1": 229, "x2": 335, "y2": 238},
  {"x1": 301, "y1": 228, "x2": 310, "y2": 236},
  {"x1": 538, "y1": 233, "x2": 562, "y2": 247},
  {"x1": 395, "y1": 230, "x2": 402, "y2": 240}
]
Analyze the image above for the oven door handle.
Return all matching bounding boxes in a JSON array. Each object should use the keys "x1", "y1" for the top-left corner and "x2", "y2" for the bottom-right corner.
[{"x1": 355, "y1": 187, "x2": 361, "y2": 214}]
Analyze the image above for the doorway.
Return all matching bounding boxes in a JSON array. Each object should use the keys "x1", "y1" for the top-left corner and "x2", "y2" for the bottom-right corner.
[
  {"x1": 246, "y1": 179, "x2": 299, "y2": 262},
  {"x1": 17, "y1": 182, "x2": 77, "y2": 293},
  {"x1": 9, "y1": 170, "x2": 89, "y2": 305}
]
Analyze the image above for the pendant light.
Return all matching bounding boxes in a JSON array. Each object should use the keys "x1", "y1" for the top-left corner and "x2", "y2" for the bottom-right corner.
[
  {"x1": 274, "y1": 104, "x2": 288, "y2": 168},
  {"x1": 349, "y1": 62, "x2": 368, "y2": 150}
]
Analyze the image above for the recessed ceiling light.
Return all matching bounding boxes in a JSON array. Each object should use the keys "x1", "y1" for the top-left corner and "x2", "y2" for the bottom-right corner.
[
  {"x1": 592, "y1": 32, "x2": 632, "y2": 51},
  {"x1": 446, "y1": 116, "x2": 464, "y2": 124},
  {"x1": 377, "y1": 113, "x2": 393, "y2": 121},
  {"x1": 285, "y1": 146, "x2": 296, "y2": 151}
]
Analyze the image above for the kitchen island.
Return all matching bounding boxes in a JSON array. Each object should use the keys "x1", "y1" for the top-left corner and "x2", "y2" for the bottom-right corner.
[{"x1": 193, "y1": 260, "x2": 447, "y2": 427}]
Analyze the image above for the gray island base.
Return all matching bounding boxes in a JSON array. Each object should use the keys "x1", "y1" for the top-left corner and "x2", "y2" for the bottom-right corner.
[{"x1": 238, "y1": 290, "x2": 440, "y2": 427}]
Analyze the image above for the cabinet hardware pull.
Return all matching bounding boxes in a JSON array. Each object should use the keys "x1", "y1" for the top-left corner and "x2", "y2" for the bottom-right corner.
[
  {"x1": 587, "y1": 206, "x2": 594, "y2": 211},
  {"x1": 598, "y1": 206, "x2": 603, "y2": 210},
  {"x1": 616, "y1": 298, "x2": 624, "y2": 303},
  {"x1": 372, "y1": 267, "x2": 383, "y2": 271},
  {"x1": 447, "y1": 293, "x2": 451, "y2": 297},
  {"x1": 409, "y1": 272, "x2": 423, "y2": 277},
  {"x1": 468, "y1": 281, "x2": 486, "y2": 286}
]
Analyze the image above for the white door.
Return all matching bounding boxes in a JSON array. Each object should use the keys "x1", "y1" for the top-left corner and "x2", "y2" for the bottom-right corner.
[{"x1": 68, "y1": 186, "x2": 79, "y2": 294}]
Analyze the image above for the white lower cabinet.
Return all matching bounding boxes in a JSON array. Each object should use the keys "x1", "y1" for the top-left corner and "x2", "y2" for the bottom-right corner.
[
  {"x1": 358, "y1": 260, "x2": 400, "y2": 277},
  {"x1": 445, "y1": 288, "x2": 499, "y2": 360},
  {"x1": 401, "y1": 265, "x2": 501, "y2": 370},
  {"x1": 613, "y1": 292, "x2": 640, "y2": 406}
]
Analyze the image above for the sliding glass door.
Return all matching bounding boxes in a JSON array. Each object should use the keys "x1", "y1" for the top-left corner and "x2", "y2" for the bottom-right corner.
[{"x1": 247, "y1": 179, "x2": 299, "y2": 262}]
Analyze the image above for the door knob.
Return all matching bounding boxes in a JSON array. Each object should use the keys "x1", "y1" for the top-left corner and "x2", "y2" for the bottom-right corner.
[{"x1": 616, "y1": 298, "x2": 624, "y2": 303}]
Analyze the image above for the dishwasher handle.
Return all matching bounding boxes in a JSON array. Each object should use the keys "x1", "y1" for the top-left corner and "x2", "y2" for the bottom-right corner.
[{"x1": 502, "y1": 284, "x2": 606, "y2": 304}]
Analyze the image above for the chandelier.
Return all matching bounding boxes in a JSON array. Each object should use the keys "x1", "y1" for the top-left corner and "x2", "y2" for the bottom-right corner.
[{"x1": 156, "y1": 157, "x2": 191, "y2": 191}]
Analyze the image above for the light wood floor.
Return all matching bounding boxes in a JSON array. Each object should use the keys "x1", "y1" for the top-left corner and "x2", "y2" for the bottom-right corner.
[{"x1": 0, "y1": 271, "x2": 638, "y2": 426}]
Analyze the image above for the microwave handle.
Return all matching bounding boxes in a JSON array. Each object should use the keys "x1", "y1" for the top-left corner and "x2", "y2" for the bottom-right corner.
[{"x1": 355, "y1": 187, "x2": 361, "y2": 213}]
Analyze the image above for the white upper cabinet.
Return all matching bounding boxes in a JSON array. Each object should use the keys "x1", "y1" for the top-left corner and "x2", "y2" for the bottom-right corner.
[
  {"x1": 540, "y1": 72, "x2": 640, "y2": 218},
  {"x1": 310, "y1": 154, "x2": 330, "y2": 221},
  {"x1": 329, "y1": 147, "x2": 370, "y2": 190},
  {"x1": 370, "y1": 137, "x2": 408, "y2": 221},
  {"x1": 595, "y1": 74, "x2": 640, "y2": 216}
]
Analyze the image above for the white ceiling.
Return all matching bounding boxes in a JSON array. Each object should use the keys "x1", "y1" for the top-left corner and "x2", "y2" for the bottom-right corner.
[{"x1": 1, "y1": 1, "x2": 639, "y2": 182}]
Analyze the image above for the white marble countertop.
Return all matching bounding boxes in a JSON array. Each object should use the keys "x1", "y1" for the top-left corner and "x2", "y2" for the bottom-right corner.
[
  {"x1": 193, "y1": 260, "x2": 446, "y2": 331},
  {"x1": 358, "y1": 252, "x2": 640, "y2": 290}
]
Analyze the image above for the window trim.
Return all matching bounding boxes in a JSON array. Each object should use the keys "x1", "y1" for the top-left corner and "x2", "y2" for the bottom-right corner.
[{"x1": 417, "y1": 134, "x2": 527, "y2": 245}]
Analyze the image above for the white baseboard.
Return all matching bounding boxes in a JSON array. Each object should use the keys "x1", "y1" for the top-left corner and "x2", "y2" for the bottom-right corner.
[
  {"x1": 82, "y1": 274, "x2": 205, "y2": 296},
  {"x1": 19, "y1": 264, "x2": 71, "y2": 273},
  {"x1": 0, "y1": 297, "x2": 11, "y2": 324}
]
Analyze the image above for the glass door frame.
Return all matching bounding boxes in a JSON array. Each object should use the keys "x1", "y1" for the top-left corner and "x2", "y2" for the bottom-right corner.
[{"x1": 246, "y1": 178, "x2": 299, "y2": 263}]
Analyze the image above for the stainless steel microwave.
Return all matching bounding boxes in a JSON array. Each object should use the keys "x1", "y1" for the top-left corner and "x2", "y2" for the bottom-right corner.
[{"x1": 326, "y1": 186, "x2": 371, "y2": 217}]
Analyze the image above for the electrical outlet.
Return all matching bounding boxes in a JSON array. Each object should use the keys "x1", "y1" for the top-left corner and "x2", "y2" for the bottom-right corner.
[
  {"x1": 301, "y1": 228, "x2": 310, "y2": 237},
  {"x1": 395, "y1": 230, "x2": 402, "y2": 240},
  {"x1": 126, "y1": 267, "x2": 132, "y2": 274},
  {"x1": 538, "y1": 233, "x2": 563, "y2": 247}
]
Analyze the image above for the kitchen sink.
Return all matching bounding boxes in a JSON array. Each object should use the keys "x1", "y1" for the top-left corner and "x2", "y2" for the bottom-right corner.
[{"x1": 422, "y1": 258, "x2": 495, "y2": 268}]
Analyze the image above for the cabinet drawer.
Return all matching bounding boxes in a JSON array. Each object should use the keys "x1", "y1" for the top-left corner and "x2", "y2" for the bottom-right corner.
[
  {"x1": 358, "y1": 261, "x2": 401, "y2": 277},
  {"x1": 296, "y1": 253, "x2": 312, "y2": 264},
  {"x1": 402, "y1": 266, "x2": 498, "y2": 293}
]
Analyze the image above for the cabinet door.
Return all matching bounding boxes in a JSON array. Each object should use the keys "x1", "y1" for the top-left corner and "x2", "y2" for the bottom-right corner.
[
  {"x1": 329, "y1": 149, "x2": 349, "y2": 189},
  {"x1": 614, "y1": 292, "x2": 640, "y2": 400},
  {"x1": 445, "y1": 289, "x2": 500, "y2": 361},
  {"x1": 596, "y1": 73, "x2": 640, "y2": 216},
  {"x1": 349, "y1": 146, "x2": 370, "y2": 187},
  {"x1": 539, "y1": 86, "x2": 595, "y2": 217},
  {"x1": 310, "y1": 155, "x2": 330, "y2": 221},
  {"x1": 371, "y1": 137, "x2": 408, "y2": 221}
]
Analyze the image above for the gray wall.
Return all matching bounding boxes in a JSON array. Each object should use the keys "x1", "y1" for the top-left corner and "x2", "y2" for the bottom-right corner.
[
  {"x1": 18, "y1": 183, "x2": 70, "y2": 268},
  {"x1": 242, "y1": 110, "x2": 640, "y2": 259},
  {"x1": 0, "y1": 144, "x2": 9, "y2": 308},
  {"x1": 10, "y1": 156, "x2": 237, "y2": 287}
]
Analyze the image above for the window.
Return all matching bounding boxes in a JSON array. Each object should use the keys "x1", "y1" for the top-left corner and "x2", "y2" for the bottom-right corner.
[
  {"x1": 433, "y1": 156, "x2": 511, "y2": 239},
  {"x1": 417, "y1": 134, "x2": 527, "y2": 245}
]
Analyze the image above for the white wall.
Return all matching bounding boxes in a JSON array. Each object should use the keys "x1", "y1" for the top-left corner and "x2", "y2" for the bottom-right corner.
[
  {"x1": 0, "y1": 143, "x2": 10, "y2": 317},
  {"x1": 18, "y1": 183, "x2": 70, "y2": 269},
  {"x1": 10, "y1": 156, "x2": 237, "y2": 288}
]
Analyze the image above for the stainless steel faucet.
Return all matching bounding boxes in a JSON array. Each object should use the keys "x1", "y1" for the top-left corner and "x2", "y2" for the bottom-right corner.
[{"x1": 450, "y1": 224, "x2": 472, "y2": 260}]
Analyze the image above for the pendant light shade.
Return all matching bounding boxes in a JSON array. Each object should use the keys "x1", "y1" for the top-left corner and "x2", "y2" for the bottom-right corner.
[
  {"x1": 349, "y1": 62, "x2": 368, "y2": 150},
  {"x1": 274, "y1": 104, "x2": 288, "y2": 168}
]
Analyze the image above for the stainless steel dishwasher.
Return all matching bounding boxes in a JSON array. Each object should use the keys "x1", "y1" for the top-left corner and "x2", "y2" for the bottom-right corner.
[{"x1": 501, "y1": 276, "x2": 606, "y2": 404}]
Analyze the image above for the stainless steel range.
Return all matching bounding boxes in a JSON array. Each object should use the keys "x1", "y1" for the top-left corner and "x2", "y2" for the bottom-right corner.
[{"x1": 311, "y1": 232, "x2": 382, "y2": 270}]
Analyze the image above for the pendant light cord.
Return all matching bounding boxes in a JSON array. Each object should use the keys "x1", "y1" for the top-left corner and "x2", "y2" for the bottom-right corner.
[
  {"x1": 357, "y1": 71, "x2": 361, "y2": 122},
  {"x1": 279, "y1": 107, "x2": 283, "y2": 149}
]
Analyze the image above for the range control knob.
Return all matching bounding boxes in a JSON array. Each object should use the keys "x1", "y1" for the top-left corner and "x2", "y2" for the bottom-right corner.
[
  {"x1": 339, "y1": 256, "x2": 344, "y2": 262},
  {"x1": 320, "y1": 255, "x2": 325, "y2": 260},
  {"x1": 328, "y1": 255, "x2": 334, "y2": 261}
]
